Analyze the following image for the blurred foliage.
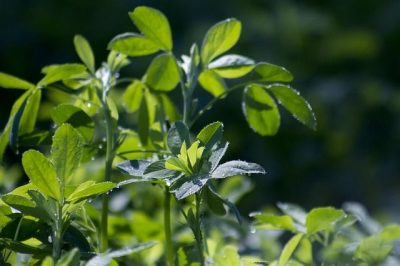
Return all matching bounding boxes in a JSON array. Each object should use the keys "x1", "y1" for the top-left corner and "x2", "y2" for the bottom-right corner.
[{"x1": 1, "y1": 0, "x2": 400, "y2": 219}]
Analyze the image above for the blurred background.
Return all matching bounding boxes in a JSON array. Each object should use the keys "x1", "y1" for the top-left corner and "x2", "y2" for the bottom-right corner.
[{"x1": 0, "y1": 0, "x2": 399, "y2": 218}]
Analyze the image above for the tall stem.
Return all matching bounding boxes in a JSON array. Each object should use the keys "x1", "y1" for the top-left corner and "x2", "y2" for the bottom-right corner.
[
  {"x1": 164, "y1": 187, "x2": 174, "y2": 266},
  {"x1": 52, "y1": 204, "x2": 63, "y2": 260},
  {"x1": 195, "y1": 193, "x2": 205, "y2": 265},
  {"x1": 100, "y1": 102, "x2": 114, "y2": 252}
]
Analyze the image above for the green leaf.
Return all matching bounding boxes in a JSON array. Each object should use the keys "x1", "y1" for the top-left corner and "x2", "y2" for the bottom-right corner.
[
  {"x1": 67, "y1": 181, "x2": 115, "y2": 203},
  {"x1": 214, "y1": 245, "x2": 241, "y2": 266},
  {"x1": 208, "y1": 142, "x2": 229, "y2": 172},
  {"x1": 56, "y1": 248, "x2": 80, "y2": 266},
  {"x1": 167, "y1": 121, "x2": 191, "y2": 155},
  {"x1": 38, "y1": 64, "x2": 87, "y2": 87},
  {"x1": 196, "y1": 121, "x2": 223, "y2": 153},
  {"x1": 170, "y1": 174, "x2": 210, "y2": 200},
  {"x1": 205, "y1": 186, "x2": 226, "y2": 216},
  {"x1": 51, "y1": 124, "x2": 83, "y2": 183},
  {"x1": 0, "y1": 72, "x2": 34, "y2": 90},
  {"x1": 255, "y1": 62, "x2": 293, "y2": 82},
  {"x1": 51, "y1": 104, "x2": 94, "y2": 142},
  {"x1": 28, "y1": 190, "x2": 58, "y2": 224},
  {"x1": 145, "y1": 53, "x2": 180, "y2": 91},
  {"x1": 306, "y1": 207, "x2": 346, "y2": 235},
  {"x1": 117, "y1": 160, "x2": 151, "y2": 177},
  {"x1": 143, "y1": 160, "x2": 178, "y2": 180},
  {"x1": 243, "y1": 84, "x2": 280, "y2": 136},
  {"x1": 267, "y1": 85, "x2": 316, "y2": 130},
  {"x1": 208, "y1": 54, "x2": 254, "y2": 78},
  {"x1": 1, "y1": 194, "x2": 44, "y2": 220},
  {"x1": 74, "y1": 35, "x2": 95, "y2": 73},
  {"x1": 22, "y1": 150, "x2": 61, "y2": 201},
  {"x1": 279, "y1": 233, "x2": 304, "y2": 266},
  {"x1": 86, "y1": 242, "x2": 157, "y2": 266},
  {"x1": 18, "y1": 89, "x2": 41, "y2": 135},
  {"x1": 354, "y1": 235, "x2": 392, "y2": 264},
  {"x1": 251, "y1": 213, "x2": 296, "y2": 232},
  {"x1": 212, "y1": 160, "x2": 265, "y2": 179},
  {"x1": 380, "y1": 225, "x2": 400, "y2": 241},
  {"x1": 201, "y1": 18, "x2": 242, "y2": 64},
  {"x1": 277, "y1": 202, "x2": 307, "y2": 225},
  {"x1": 198, "y1": 69, "x2": 227, "y2": 97},
  {"x1": 123, "y1": 80, "x2": 144, "y2": 112},
  {"x1": 0, "y1": 238, "x2": 48, "y2": 255},
  {"x1": 129, "y1": 6, "x2": 172, "y2": 51},
  {"x1": 108, "y1": 32, "x2": 160, "y2": 56},
  {"x1": 138, "y1": 95, "x2": 149, "y2": 145},
  {"x1": 160, "y1": 94, "x2": 180, "y2": 122}
]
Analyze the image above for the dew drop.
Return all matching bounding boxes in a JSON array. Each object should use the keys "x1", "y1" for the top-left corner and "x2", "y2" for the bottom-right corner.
[
  {"x1": 91, "y1": 156, "x2": 96, "y2": 161},
  {"x1": 250, "y1": 226, "x2": 256, "y2": 234},
  {"x1": 87, "y1": 102, "x2": 92, "y2": 108}
]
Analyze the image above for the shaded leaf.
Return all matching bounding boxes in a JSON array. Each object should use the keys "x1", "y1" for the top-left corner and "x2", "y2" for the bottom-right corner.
[
  {"x1": 117, "y1": 160, "x2": 151, "y2": 177},
  {"x1": 242, "y1": 84, "x2": 280, "y2": 136},
  {"x1": 170, "y1": 174, "x2": 210, "y2": 200},
  {"x1": 167, "y1": 121, "x2": 191, "y2": 155},
  {"x1": 268, "y1": 84, "x2": 316, "y2": 130},
  {"x1": 196, "y1": 121, "x2": 223, "y2": 153}
]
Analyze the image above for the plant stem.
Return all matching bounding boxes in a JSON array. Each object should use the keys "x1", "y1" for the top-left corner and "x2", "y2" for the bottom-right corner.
[
  {"x1": 52, "y1": 204, "x2": 63, "y2": 260},
  {"x1": 164, "y1": 187, "x2": 174, "y2": 266},
  {"x1": 195, "y1": 193, "x2": 205, "y2": 265},
  {"x1": 100, "y1": 102, "x2": 115, "y2": 252}
]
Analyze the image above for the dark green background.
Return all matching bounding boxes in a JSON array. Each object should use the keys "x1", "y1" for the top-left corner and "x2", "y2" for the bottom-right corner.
[{"x1": 1, "y1": 0, "x2": 399, "y2": 216}]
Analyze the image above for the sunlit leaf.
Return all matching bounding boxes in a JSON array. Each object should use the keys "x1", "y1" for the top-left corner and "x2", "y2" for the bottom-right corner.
[
  {"x1": 38, "y1": 64, "x2": 87, "y2": 86},
  {"x1": 123, "y1": 80, "x2": 144, "y2": 112},
  {"x1": 208, "y1": 54, "x2": 254, "y2": 78},
  {"x1": 196, "y1": 121, "x2": 223, "y2": 153},
  {"x1": 255, "y1": 62, "x2": 293, "y2": 82},
  {"x1": 67, "y1": 181, "x2": 116, "y2": 203},
  {"x1": 201, "y1": 18, "x2": 241, "y2": 64},
  {"x1": 74, "y1": 35, "x2": 95, "y2": 73},
  {"x1": 108, "y1": 32, "x2": 160, "y2": 56},
  {"x1": 145, "y1": 53, "x2": 180, "y2": 91},
  {"x1": 198, "y1": 69, "x2": 226, "y2": 97},
  {"x1": 306, "y1": 207, "x2": 346, "y2": 235},
  {"x1": 129, "y1": 6, "x2": 172, "y2": 51},
  {"x1": 279, "y1": 233, "x2": 304, "y2": 266},
  {"x1": 0, "y1": 72, "x2": 34, "y2": 90}
]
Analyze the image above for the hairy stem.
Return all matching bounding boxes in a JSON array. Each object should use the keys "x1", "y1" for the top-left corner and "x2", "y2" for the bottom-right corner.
[
  {"x1": 100, "y1": 103, "x2": 115, "y2": 252},
  {"x1": 164, "y1": 187, "x2": 174, "y2": 266}
]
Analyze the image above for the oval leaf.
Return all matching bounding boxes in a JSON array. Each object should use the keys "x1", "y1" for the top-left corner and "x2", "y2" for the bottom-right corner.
[
  {"x1": 38, "y1": 64, "x2": 87, "y2": 87},
  {"x1": 201, "y1": 18, "x2": 242, "y2": 64},
  {"x1": 51, "y1": 124, "x2": 83, "y2": 183},
  {"x1": 268, "y1": 85, "x2": 316, "y2": 130},
  {"x1": 243, "y1": 84, "x2": 280, "y2": 136},
  {"x1": 74, "y1": 35, "x2": 95, "y2": 73},
  {"x1": 67, "y1": 181, "x2": 116, "y2": 203},
  {"x1": 0, "y1": 72, "x2": 34, "y2": 90},
  {"x1": 212, "y1": 160, "x2": 265, "y2": 179},
  {"x1": 108, "y1": 32, "x2": 160, "y2": 56},
  {"x1": 145, "y1": 53, "x2": 180, "y2": 91},
  {"x1": 22, "y1": 150, "x2": 61, "y2": 201},
  {"x1": 129, "y1": 6, "x2": 172, "y2": 51},
  {"x1": 198, "y1": 69, "x2": 227, "y2": 97},
  {"x1": 208, "y1": 54, "x2": 254, "y2": 78},
  {"x1": 255, "y1": 62, "x2": 293, "y2": 82},
  {"x1": 306, "y1": 207, "x2": 346, "y2": 235},
  {"x1": 123, "y1": 80, "x2": 144, "y2": 113},
  {"x1": 196, "y1": 121, "x2": 223, "y2": 153}
]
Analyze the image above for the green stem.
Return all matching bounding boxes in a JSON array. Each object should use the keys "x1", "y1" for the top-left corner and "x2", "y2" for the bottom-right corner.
[
  {"x1": 52, "y1": 204, "x2": 63, "y2": 260},
  {"x1": 164, "y1": 187, "x2": 174, "y2": 266},
  {"x1": 195, "y1": 193, "x2": 205, "y2": 265},
  {"x1": 100, "y1": 102, "x2": 115, "y2": 252}
]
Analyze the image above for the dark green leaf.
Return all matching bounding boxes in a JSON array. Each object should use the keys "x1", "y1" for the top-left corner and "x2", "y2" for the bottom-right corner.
[
  {"x1": 22, "y1": 150, "x2": 61, "y2": 201},
  {"x1": 51, "y1": 104, "x2": 94, "y2": 142},
  {"x1": 129, "y1": 6, "x2": 172, "y2": 51},
  {"x1": 212, "y1": 160, "x2": 265, "y2": 179},
  {"x1": 63, "y1": 226, "x2": 91, "y2": 252},
  {"x1": 198, "y1": 69, "x2": 227, "y2": 97},
  {"x1": 0, "y1": 72, "x2": 34, "y2": 90},
  {"x1": 201, "y1": 18, "x2": 241, "y2": 64},
  {"x1": 117, "y1": 160, "x2": 151, "y2": 177},
  {"x1": 138, "y1": 97, "x2": 149, "y2": 145},
  {"x1": 74, "y1": 35, "x2": 95, "y2": 73},
  {"x1": 205, "y1": 186, "x2": 226, "y2": 216},
  {"x1": 208, "y1": 142, "x2": 229, "y2": 171},
  {"x1": 243, "y1": 84, "x2": 280, "y2": 136},
  {"x1": 267, "y1": 84, "x2": 316, "y2": 130},
  {"x1": 28, "y1": 190, "x2": 58, "y2": 224},
  {"x1": 108, "y1": 32, "x2": 160, "y2": 56},
  {"x1": 208, "y1": 54, "x2": 254, "y2": 78},
  {"x1": 56, "y1": 248, "x2": 80, "y2": 266},
  {"x1": 167, "y1": 121, "x2": 191, "y2": 155},
  {"x1": 170, "y1": 174, "x2": 210, "y2": 200},
  {"x1": 145, "y1": 53, "x2": 180, "y2": 91},
  {"x1": 0, "y1": 238, "x2": 49, "y2": 255},
  {"x1": 255, "y1": 62, "x2": 293, "y2": 82}
]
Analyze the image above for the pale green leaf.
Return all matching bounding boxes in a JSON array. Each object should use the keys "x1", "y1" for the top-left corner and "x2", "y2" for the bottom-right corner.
[
  {"x1": 129, "y1": 6, "x2": 172, "y2": 51},
  {"x1": 51, "y1": 124, "x2": 83, "y2": 183},
  {"x1": 214, "y1": 245, "x2": 241, "y2": 266},
  {"x1": 201, "y1": 18, "x2": 241, "y2": 64},
  {"x1": 145, "y1": 53, "x2": 180, "y2": 91},
  {"x1": 196, "y1": 121, "x2": 223, "y2": 153},
  {"x1": 22, "y1": 150, "x2": 61, "y2": 201},
  {"x1": 279, "y1": 233, "x2": 304, "y2": 266},
  {"x1": 108, "y1": 32, "x2": 160, "y2": 56},
  {"x1": 0, "y1": 72, "x2": 34, "y2": 90},
  {"x1": 255, "y1": 62, "x2": 293, "y2": 82},
  {"x1": 198, "y1": 69, "x2": 227, "y2": 97},
  {"x1": 74, "y1": 35, "x2": 95, "y2": 73},
  {"x1": 123, "y1": 80, "x2": 144, "y2": 112},
  {"x1": 208, "y1": 54, "x2": 254, "y2": 78},
  {"x1": 268, "y1": 85, "x2": 316, "y2": 130},
  {"x1": 242, "y1": 84, "x2": 280, "y2": 136},
  {"x1": 251, "y1": 213, "x2": 296, "y2": 231},
  {"x1": 38, "y1": 64, "x2": 87, "y2": 86},
  {"x1": 306, "y1": 207, "x2": 346, "y2": 235}
]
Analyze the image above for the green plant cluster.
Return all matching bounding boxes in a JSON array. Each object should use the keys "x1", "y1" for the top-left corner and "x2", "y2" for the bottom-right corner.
[{"x1": 0, "y1": 5, "x2": 398, "y2": 266}]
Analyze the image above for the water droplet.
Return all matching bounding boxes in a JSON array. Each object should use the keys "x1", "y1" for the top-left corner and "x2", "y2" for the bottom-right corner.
[
  {"x1": 102, "y1": 137, "x2": 107, "y2": 142},
  {"x1": 250, "y1": 226, "x2": 256, "y2": 234},
  {"x1": 91, "y1": 156, "x2": 96, "y2": 161},
  {"x1": 87, "y1": 102, "x2": 92, "y2": 108},
  {"x1": 98, "y1": 144, "x2": 104, "y2": 149}
]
